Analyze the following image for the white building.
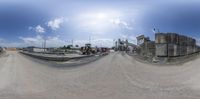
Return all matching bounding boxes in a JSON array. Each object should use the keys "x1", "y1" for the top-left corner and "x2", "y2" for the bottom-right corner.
[{"x1": 26, "y1": 46, "x2": 47, "y2": 53}]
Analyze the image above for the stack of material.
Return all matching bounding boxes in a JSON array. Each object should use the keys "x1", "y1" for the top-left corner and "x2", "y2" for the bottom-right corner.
[
  {"x1": 155, "y1": 33, "x2": 168, "y2": 57},
  {"x1": 167, "y1": 33, "x2": 179, "y2": 57},
  {"x1": 179, "y1": 35, "x2": 187, "y2": 56},
  {"x1": 6, "y1": 48, "x2": 18, "y2": 51},
  {"x1": 186, "y1": 37, "x2": 196, "y2": 55},
  {"x1": 155, "y1": 33, "x2": 198, "y2": 57}
]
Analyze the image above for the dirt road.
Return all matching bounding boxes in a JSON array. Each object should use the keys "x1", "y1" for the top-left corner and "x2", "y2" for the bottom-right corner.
[{"x1": 0, "y1": 51, "x2": 200, "y2": 99}]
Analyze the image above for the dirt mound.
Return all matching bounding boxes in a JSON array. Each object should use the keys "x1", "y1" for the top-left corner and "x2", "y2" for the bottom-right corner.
[{"x1": 6, "y1": 48, "x2": 18, "y2": 51}]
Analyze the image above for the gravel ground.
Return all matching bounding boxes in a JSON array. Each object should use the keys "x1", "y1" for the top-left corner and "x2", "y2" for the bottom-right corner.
[
  {"x1": 128, "y1": 52, "x2": 200, "y2": 66},
  {"x1": 0, "y1": 51, "x2": 200, "y2": 99}
]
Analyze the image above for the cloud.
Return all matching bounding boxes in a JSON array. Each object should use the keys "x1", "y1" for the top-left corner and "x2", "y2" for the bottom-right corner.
[
  {"x1": 47, "y1": 17, "x2": 65, "y2": 30},
  {"x1": 0, "y1": 42, "x2": 24, "y2": 47},
  {"x1": 19, "y1": 34, "x2": 114, "y2": 47},
  {"x1": 19, "y1": 35, "x2": 43, "y2": 46},
  {"x1": 118, "y1": 33, "x2": 137, "y2": 44},
  {"x1": 28, "y1": 26, "x2": 34, "y2": 30},
  {"x1": 0, "y1": 38, "x2": 24, "y2": 47},
  {"x1": 35, "y1": 25, "x2": 45, "y2": 33},
  {"x1": 46, "y1": 36, "x2": 66, "y2": 47},
  {"x1": 92, "y1": 38, "x2": 114, "y2": 47},
  {"x1": 110, "y1": 19, "x2": 133, "y2": 30},
  {"x1": 0, "y1": 38, "x2": 5, "y2": 43},
  {"x1": 19, "y1": 35, "x2": 67, "y2": 47}
]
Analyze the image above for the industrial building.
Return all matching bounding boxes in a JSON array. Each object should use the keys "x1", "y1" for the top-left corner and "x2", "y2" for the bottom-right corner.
[
  {"x1": 115, "y1": 39, "x2": 128, "y2": 51},
  {"x1": 115, "y1": 39, "x2": 137, "y2": 52},
  {"x1": 136, "y1": 35, "x2": 155, "y2": 57},
  {"x1": 155, "y1": 33, "x2": 200, "y2": 57},
  {"x1": 136, "y1": 33, "x2": 200, "y2": 59},
  {"x1": 24, "y1": 46, "x2": 47, "y2": 53}
]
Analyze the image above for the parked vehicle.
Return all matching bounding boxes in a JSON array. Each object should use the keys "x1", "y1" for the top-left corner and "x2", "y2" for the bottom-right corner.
[
  {"x1": 0, "y1": 47, "x2": 5, "y2": 53},
  {"x1": 0, "y1": 47, "x2": 2, "y2": 52}
]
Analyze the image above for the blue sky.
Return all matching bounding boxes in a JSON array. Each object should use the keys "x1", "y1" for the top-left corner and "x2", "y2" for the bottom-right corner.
[{"x1": 0, "y1": 0, "x2": 200, "y2": 47}]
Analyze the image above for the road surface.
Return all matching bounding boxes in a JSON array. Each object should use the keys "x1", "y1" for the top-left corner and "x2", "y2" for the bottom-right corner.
[{"x1": 0, "y1": 51, "x2": 200, "y2": 99}]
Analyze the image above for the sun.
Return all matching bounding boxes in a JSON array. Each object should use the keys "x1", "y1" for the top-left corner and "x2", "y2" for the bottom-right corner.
[
  {"x1": 78, "y1": 12, "x2": 110, "y2": 27},
  {"x1": 76, "y1": 11, "x2": 121, "y2": 34},
  {"x1": 96, "y1": 13, "x2": 107, "y2": 19}
]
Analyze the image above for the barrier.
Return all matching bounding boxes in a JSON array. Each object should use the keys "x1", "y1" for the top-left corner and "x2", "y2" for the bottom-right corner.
[{"x1": 20, "y1": 51, "x2": 94, "y2": 61}]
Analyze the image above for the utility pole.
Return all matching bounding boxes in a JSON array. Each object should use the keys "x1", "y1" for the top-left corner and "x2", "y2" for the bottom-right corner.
[{"x1": 44, "y1": 39, "x2": 46, "y2": 53}]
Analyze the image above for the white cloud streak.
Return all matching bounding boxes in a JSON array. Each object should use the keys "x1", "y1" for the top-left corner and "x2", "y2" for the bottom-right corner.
[
  {"x1": 110, "y1": 18, "x2": 133, "y2": 30},
  {"x1": 47, "y1": 17, "x2": 65, "y2": 30},
  {"x1": 35, "y1": 25, "x2": 45, "y2": 33},
  {"x1": 0, "y1": 38, "x2": 24, "y2": 47}
]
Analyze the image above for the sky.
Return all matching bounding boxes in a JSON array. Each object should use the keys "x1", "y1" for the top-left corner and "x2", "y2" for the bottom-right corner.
[{"x1": 0, "y1": 0, "x2": 200, "y2": 47}]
